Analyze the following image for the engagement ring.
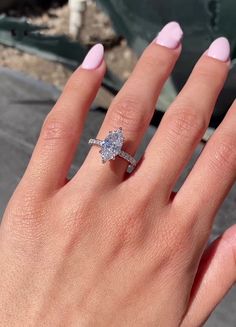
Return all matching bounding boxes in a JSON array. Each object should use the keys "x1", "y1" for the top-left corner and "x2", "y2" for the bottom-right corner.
[{"x1": 88, "y1": 127, "x2": 137, "y2": 171}]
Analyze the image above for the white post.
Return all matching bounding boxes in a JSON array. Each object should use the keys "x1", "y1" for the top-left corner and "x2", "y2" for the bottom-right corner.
[{"x1": 69, "y1": 0, "x2": 87, "y2": 40}]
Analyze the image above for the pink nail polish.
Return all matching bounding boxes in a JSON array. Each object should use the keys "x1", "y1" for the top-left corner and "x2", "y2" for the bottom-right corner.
[
  {"x1": 155, "y1": 22, "x2": 183, "y2": 49},
  {"x1": 82, "y1": 43, "x2": 104, "y2": 70},
  {"x1": 207, "y1": 37, "x2": 230, "y2": 62}
]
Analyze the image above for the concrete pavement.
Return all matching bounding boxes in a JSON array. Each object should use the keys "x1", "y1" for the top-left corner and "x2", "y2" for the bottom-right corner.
[{"x1": 0, "y1": 67, "x2": 235, "y2": 326}]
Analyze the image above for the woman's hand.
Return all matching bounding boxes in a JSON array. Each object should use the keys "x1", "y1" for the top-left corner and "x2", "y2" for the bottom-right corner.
[{"x1": 1, "y1": 22, "x2": 236, "y2": 327}]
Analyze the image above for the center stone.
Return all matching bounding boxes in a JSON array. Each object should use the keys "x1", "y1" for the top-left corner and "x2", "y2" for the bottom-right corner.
[{"x1": 100, "y1": 128, "x2": 124, "y2": 163}]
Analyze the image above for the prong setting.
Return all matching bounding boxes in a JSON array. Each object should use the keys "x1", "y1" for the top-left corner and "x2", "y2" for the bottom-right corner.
[{"x1": 88, "y1": 128, "x2": 137, "y2": 171}]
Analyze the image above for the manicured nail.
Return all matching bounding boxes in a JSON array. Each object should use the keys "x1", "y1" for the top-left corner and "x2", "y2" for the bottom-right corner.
[
  {"x1": 82, "y1": 43, "x2": 104, "y2": 70},
  {"x1": 207, "y1": 37, "x2": 230, "y2": 62},
  {"x1": 155, "y1": 22, "x2": 183, "y2": 49}
]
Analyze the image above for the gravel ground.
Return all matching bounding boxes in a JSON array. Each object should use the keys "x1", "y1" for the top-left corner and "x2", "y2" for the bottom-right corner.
[{"x1": 0, "y1": 1, "x2": 137, "y2": 90}]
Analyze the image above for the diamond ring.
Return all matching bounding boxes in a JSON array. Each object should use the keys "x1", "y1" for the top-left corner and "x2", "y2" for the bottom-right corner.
[{"x1": 88, "y1": 127, "x2": 137, "y2": 171}]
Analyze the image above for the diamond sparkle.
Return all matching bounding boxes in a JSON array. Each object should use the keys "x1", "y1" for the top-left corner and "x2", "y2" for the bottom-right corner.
[
  {"x1": 88, "y1": 127, "x2": 137, "y2": 171},
  {"x1": 100, "y1": 128, "x2": 124, "y2": 163}
]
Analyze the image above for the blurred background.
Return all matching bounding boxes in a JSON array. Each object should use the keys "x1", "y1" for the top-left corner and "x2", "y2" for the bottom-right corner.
[{"x1": 0, "y1": 1, "x2": 236, "y2": 326}]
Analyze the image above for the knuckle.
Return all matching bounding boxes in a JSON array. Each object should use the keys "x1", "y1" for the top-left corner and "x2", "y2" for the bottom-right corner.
[
  {"x1": 193, "y1": 62, "x2": 227, "y2": 91},
  {"x1": 108, "y1": 96, "x2": 147, "y2": 133},
  {"x1": 117, "y1": 204, "x2": 146, "y2": 247},
  {"x1": 142, "y1": 46, "x2": 173, "y2": 74},
  {"x1": 60, "y1": 203, "x2": 92, "y2": 238},
  {"x1": 65, "y1": 71, "x2": 86, "y2": 93},
  {"x1": 195, "y1": 65, "x2": 217, "y2": 81},
  {"x1": 4, "y1": 193, "x2": 48, "y2": 246},
  {"x1": 142, "y1": 52, "x2": 167, "y2": 73},
  {"x1": 121, "y1": 215, "x2": 144, "y2": 246},
  {"x1": 165, "y1": 106, "x2": 206, "y2": 141},
  {"x1": 209, "y1": 137, "x2": 236, "y2": 172},
  {"x1": 196, "y1": 60, "x2": 226, "y2": 80},
  {"x1": 142, "y1": 53, "x2": 158, "y2": 70},
  {"x1": 41, "y1": 116, "x2": 74, "y2": 142},
  {"x1": 171, "y1": 198, "x2": 195, "y2": 231}
]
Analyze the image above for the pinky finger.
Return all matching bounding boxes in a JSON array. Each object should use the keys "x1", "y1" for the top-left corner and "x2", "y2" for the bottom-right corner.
[{"x1": 182, "y1": 225, "x2": 236, "y2": 327}]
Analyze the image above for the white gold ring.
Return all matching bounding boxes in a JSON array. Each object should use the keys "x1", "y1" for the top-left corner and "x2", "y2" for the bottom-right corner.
[{"x1": 88, "y1": 127, "x2": 137, "y2": 171}]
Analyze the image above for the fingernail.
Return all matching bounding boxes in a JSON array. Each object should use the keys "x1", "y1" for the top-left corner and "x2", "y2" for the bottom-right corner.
[
  {"x1": 207, "y1": 37, "x2": 230, "y2": 62},
  {"x1": 155, "y1": 21, "x2": 183, "y2": 49},
  {"x1": 82, "y1": 43, "x2": 104, "y2": 70}
]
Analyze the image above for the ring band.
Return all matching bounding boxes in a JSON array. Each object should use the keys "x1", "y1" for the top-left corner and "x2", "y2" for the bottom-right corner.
[{"x1": 88, "y1": 127, "x2": 137, "y2": 170}]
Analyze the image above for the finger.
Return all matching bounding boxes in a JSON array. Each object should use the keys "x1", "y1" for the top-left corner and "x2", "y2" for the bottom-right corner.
[
  {"x1": 83, "y1": 22, "x2": 183, "y2": 182},
  {"x1": 174, "y1": 99, "x2": 236, "y2": 232},
  {"x1": 22, "y1": 44, "x2": 106, "y2": 195},
  {"x1": 182, "y1": 225, "x2": 236, "y2": 327},
  {"x1": 136, "y1": 37, "x2": 230, "y2": 202}
]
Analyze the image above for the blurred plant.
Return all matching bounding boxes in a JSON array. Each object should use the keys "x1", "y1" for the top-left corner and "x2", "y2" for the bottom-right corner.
[
  {"x1": 69, "y1": 0, "x2": 87, "y2": 40},
  {"x1": 0, "y1": 1, "x2": 236, "y2": 127},
  {"x1": 0, "y1": 0, "x2": 67, "y2": 11},
  {"x1": 0, "y1": 1, "x2": 21, "y2": 11},
  {"x1": 0, "y1": 15, "x2": 122, "y2": 94},
  {"x1": 97, "y1": 0, "x2": 236, "y2": 126}
]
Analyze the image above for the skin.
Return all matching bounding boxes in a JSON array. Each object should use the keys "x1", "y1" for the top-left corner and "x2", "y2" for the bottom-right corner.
[{"x1": 1, "y1": 39, "x2": 236, "y2": 327}]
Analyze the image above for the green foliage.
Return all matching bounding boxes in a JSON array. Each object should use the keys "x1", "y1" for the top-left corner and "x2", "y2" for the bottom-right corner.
[
  {"x1": 97, "y1": 0, "x2": 236, "y2": 122},
  {"x1": 0, "y1": 0, "x2": 236, "y2": 123}
]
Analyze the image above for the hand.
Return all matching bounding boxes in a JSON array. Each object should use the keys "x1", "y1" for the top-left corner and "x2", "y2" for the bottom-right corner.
[{"x1": 1, "y1": 22, "x2": 236, "y2": 327}]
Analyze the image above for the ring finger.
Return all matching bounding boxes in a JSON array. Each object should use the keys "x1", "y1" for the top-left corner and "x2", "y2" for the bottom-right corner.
[{"x1": 82, "y1": 22, "x2": 183, "y2": 183}]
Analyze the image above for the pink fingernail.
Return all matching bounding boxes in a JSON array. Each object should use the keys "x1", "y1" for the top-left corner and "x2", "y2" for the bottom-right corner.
[
  {"x1": 82, "y1": 43, "x2": 104, "y2": 70},
  {"x1": 207, "y1": 37, "x2": 230, "y2": 62},
  {"x1": 155, "y1": 21, "x2": 183, "y2": 49}
]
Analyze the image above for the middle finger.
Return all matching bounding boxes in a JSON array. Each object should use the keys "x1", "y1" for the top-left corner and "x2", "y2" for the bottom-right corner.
[{"x1": 136, "y1": 37, "x2": 230, "y2": 202}]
